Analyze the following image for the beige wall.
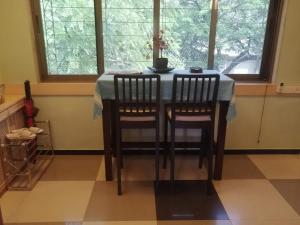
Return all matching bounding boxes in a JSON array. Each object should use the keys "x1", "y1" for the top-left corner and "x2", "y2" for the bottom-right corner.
[
  {"x1": 34, "y1": 96, "x2": 103, "y2": 150},
  {"x1": 276, "y1": 0, "x2": 300, "y2": 84},
  {"x1": 0, "y1": 0, "x2": 39, "y2": 83},
  {"x1": 226, "y1": 96, "x2": 300, "y2": 149},
  {"x1": 0, "y1": 0, "x2": 300, "y2": 150},
  {"x1": 0, "y1": 64, "x2": 3, "y2": 83}
]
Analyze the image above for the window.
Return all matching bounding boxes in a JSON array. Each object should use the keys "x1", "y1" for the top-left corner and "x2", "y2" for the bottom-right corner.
[
  {"x1": 102, "y1": 0, "x2": 153, "y2": 70},
  {"x1": 215, "y1": 0, "x2": 271, "y2": 75},
  {"x1": 32, "y1": 0, "x2": 283, "y2": 81},
  {"x1": 35, "y1": 0, "x2": 98, "y2": 78},
  {"x1": 160, "y1": 0, "x2": 211, "y2": 68}
]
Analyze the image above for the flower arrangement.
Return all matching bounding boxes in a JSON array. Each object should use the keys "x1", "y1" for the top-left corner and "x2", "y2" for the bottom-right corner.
[
  {"x1": 158, "y1": 29, "x2": 169, "y2": 58},
  {"x1": 145, "y1": 29, "x2": 170, "y2": 60}
]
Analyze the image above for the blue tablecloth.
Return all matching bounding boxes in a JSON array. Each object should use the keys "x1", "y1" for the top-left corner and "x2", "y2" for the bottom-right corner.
[{"x1": 94, "y1": 69, "x2": 236, "y2": 120}]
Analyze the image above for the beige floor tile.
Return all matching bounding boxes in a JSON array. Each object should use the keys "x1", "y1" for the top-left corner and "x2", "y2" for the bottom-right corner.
[
  {"x1": 96, "y1": 155, "x2": 207, "y2": 181},
  {"x1": 42, "y1": 155, "x2": 102, "y2": 181},
  {"x1": 96, "y1": 156, "x2": 108, "y2": 181},
  {"x1": 5, "y1": 181, "x2": 94, "y2": 223},
  {"x1": 96, "y1": 155, "x2": 166, "y2": 181},
  {"x1": 231, "y1": 219, "x2": 300, "y2": 225},
  {"x1": 248, "y1": 155, "x2": 300, "y2": 179},
  {"x1": 222, "y1": 155, "x2": 265, "y2": 179},
  {"x1": 157, "y1": 220, "x2": 232, "y2": 225},
  {"x1": 213, "y1": 179, "x2": 299, "y2": 220},
  {"x1": 1, "y1": 191, "x2": 29, "y2": 223},
  {"x1": 84, "y1": 181, "x2": 156, "y2": 221},
  {"x1": 83, "y1": 221, "x2": 157, "y2": 225}
]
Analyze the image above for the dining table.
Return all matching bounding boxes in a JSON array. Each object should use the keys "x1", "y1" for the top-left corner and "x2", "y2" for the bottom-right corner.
[{"x1": 94, "y1": 69, "x2": 236, "y2": 181}]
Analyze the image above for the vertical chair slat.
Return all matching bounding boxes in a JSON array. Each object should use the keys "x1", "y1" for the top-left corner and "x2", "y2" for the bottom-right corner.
[
  {"x1": 193, "y1": 77, "x2": 198, "y2": 112},
  {"x1": 180, "y1": 77, "x2": 184, "y2": 112},
  {"x1": 129, "y1": 78, "x2": 132, "y2": 112},
  {"x1": 122, "y1": 78, "x2": 126, "y2": 102},
  {"x1": 143, "y1": 78, "x2": 146, "y2": 112},
  {"x1": 172, "y1": 76, "x2": 178, "y2": 119},
  {"x1": 156, "y1": 77, "x2": 160, "y2": 108},
  {"x1": 149, "y1": 78, "x2": 152, "y2": 112},
  {"x1": 136, "y1": 78, "x2": 139, "y2": 111},
  {"x1": 214, "y1": 77, "x2": 220, "y2": 99},
  {"x1": 206, "y1": 78, "x2": 211, "y2": 112},
  {"x1": 187, "y1": 77, "x2": 191, "y2": 103},
  {"x1": 206, "y1": 78, "x2": 211, "y2": 102},
  {"x1": 115, "y1": 77, "x2": 120, "y2": 102},
  {"x1": 212, "y1": 76, "x2": 220, "y2": 113},
  {"x1": 200, "y1": 77, "x2": 205, "y2": 107}
]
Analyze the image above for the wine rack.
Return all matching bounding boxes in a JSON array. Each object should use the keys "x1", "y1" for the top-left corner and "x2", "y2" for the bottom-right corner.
[{"x1": 1, "y1": 120, "x2": 54, "y2": 190}]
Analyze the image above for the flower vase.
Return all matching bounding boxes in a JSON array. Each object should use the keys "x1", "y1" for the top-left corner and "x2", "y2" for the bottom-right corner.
[{"x1": 155, "y1": 57, "x2": 168, "y2": 69}]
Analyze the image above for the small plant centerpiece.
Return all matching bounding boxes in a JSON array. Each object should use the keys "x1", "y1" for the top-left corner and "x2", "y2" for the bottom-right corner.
[
  {"x1": 145, "y1": 29, "x2": 170, "y2": 70},
  {"x1": 155, "y1": 29, "x2": 169, "y2": 69}
]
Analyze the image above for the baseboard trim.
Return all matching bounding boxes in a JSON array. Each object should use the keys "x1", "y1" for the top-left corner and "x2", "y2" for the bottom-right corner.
[
  {"x1": 49, "y1": 150, "x2": 103, "y2": 155},
  {"x1": 48, "y1": 149, "x2": 300, "y2": 155},
  {"x1": 224, "y1": 149, "x2": 300, "y2": 154}
]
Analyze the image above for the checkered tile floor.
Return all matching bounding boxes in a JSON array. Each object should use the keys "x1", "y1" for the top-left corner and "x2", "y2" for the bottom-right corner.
[{"x1": 1, "y1": 154, "x2": 300, "y2": 225}]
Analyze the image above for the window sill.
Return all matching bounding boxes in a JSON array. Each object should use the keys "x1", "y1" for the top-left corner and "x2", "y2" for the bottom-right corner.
[{"x1": 235, "y1": 83, "x2": 277, "y2": 96}]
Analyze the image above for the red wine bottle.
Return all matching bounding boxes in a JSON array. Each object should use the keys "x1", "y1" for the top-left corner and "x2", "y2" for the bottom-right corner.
[{"x1": 24, "y1": 80, "x2": 34, "y2": 127}]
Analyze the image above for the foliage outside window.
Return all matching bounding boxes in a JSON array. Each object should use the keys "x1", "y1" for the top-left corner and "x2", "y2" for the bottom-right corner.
[
  {"x1": 215, "y1": 0, "x2": 270, "y2": 75},
  {"x1": 32, "y1": 0, "x2": 283, "y2": 81},
  {"x1": 39, "y1": 0, "x2": 97, "y2": 75},
  {"x1": 102, "y1": 0, "x2": 153, "y2": 71},
  {"x1": 160, "y1": 0, "x2": 211, "y2": 69}
]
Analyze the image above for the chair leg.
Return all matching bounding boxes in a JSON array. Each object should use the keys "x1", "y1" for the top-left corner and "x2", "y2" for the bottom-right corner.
[
  {"x1": 199, "y1": 129, "x2": 206, "y2": 168},
  {"x1": 116, "y1": 124, "x2": 122, "y2": 195},
  {"x1": 207, "y1": 127, "x2": 213, "y2": 195},
  {"x1": 155, "y1": 120, "x2": 160, "y2": 188},
  {"x1": 170, "y1": 123, "x2": 175, "y2": 183},
  {"x1": 199, "y1": 153, "x2": 204, "y2": 169},
  {"x1": 120, "y1": 130, "x2": 124, "y2": 169},
  {"x1": 163, "y1": 110, "x2": 168, "y2": 169}
]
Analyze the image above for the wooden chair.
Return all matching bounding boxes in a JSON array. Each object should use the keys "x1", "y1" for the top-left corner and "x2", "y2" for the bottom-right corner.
[
  {"x1": 114, "y1": 74, "x2": 161, "y2": 195},
  {"x1": 164, "y1": 74, "x2": 220, "y2": 193}
]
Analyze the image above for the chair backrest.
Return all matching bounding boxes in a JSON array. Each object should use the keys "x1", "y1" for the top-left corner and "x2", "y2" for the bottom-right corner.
[
  {"x1": 171, "y1": 74, "x2": 220, "y2": 118},
  {"x1": 114, "y1": 74, "x2": 161, "y2": 117}
]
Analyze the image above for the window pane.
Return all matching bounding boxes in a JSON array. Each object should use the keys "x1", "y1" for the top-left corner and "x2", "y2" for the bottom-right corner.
[
  {"x1": 160, "y1": 0, "x2": 211, "y2": 69},
  {"x1": 215, "y1": 0, "x2": 270, "y2": 74},
  {"x1": 40, "y1": 0, "x2": 97, "y2": 75},
  {"x1": 102, "y1": 0, "x2": 153, "y2": 71}
]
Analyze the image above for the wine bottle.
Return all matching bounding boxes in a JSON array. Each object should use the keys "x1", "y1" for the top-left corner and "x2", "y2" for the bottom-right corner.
[{"x1": 23, "y1": 80, "x2": 35, "y2": 127}]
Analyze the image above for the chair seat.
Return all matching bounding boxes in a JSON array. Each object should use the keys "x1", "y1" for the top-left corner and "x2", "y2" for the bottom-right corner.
[
  {"x1": 167, "y1": 108, "x2": 211, "y2": 122},
  {"x1": 120, "y1": 115, "x2": 156, "y2": 122}
]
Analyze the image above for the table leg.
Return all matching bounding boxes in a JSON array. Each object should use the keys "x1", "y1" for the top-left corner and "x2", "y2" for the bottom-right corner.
[
  {"x1": 102, "y1": 100, "x2": 113, "y2": 181},
  {"x1": 214, "y1": 101, "x2": 230, "y2": 180}
]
